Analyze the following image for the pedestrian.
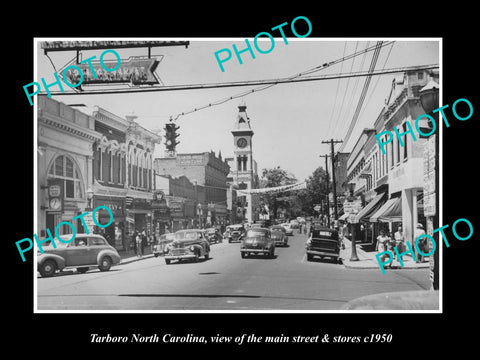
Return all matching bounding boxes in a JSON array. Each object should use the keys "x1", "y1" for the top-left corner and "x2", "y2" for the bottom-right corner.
[
  {"x1": 376, "y1": 230, "x2": 392, "y2": 268},
  {"x1": 414, "y1": 223, "x2": 426, "y2": 263},
  {"x1": 394, "y1": 225, "x2": 405, "y2": 253},
  {"x1": 136, "y1": 231, "x2": 143, "y2": 258}
]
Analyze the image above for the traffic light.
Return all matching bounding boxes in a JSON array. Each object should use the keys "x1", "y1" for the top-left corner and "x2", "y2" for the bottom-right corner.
[{"x1": 164, "y1": 122, "x2": 180, "y2": 151}]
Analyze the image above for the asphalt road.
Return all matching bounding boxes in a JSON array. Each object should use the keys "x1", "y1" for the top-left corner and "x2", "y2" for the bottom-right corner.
[{"x1": 37, "y1": 232, "x2": 430, "y2": 311}]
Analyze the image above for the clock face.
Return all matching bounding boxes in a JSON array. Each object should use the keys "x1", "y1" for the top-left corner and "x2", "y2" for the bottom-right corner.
[
  {"x1": 237, "y1": 138, "x2": 247, "y2": 148},
  {"x1": 49, "y1": 198, "x2": 61, "y2": 210}
]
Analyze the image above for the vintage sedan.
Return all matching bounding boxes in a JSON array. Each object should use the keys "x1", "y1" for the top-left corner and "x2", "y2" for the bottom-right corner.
[
  {"x1": 37, "y1": 234, "x2": 121, "y2": 277},
  {"x1": 240, "y1": 228, "x2": 275, "y2": 258},
  {"x1": 164, "y1": 229, "x2": 210, "y2": 264},
  {"x1": 305, "y1": 227, "x2": 341, "y2": 262},
  {"x1": 205, "y1": 227, "x2": 223, "y2": 244},
  {"x1": 227, "y1": 224, "x2": 246, "y2": 243},
  {"x1": 270, "y1": 225, "x2": 288, "y2": 247},
  {"x1": 153, "y1": 233, "x2": 175, "y2": 257},
  {"x1": 281, "y1": 222, "x2": 294, "y2": 236}
]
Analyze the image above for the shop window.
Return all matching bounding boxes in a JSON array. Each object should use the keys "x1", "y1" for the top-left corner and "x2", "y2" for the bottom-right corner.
[{"x1": 48, "y1": 155, "x2": 84, "y2": 200}]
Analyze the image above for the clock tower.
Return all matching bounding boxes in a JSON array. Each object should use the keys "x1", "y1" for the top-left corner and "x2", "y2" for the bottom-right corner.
[{"x1": 230, "y1": 104, "x2": 257, "y2": 223}]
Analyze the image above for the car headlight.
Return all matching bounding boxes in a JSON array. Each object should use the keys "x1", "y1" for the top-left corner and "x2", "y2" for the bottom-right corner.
[{"x1": 190, "y1": 246, "x2": 195, "y2": 251}]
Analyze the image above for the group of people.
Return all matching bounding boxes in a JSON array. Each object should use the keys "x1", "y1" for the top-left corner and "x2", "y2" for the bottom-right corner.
[{"x1": 376, "y1": 223, "x2": 428, "y2": 268}]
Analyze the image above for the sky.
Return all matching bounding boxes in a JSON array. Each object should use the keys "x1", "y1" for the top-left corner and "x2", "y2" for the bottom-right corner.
[{"x1": 35, "y1": 38, "x2": 439, "y2": 182}]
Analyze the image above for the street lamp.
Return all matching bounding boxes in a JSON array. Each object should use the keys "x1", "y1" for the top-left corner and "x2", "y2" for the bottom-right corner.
[
  {"x1": 419, "y1": 76, "x2": 439, "y2": 290},
  {"x1": 347, "y1": 182, "x2": 359, "y2": 261}
]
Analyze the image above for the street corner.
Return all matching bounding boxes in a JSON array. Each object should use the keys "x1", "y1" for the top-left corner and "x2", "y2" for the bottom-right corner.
[{"x1": 341, "y1": 290, "x2": 440, "y2": 310}]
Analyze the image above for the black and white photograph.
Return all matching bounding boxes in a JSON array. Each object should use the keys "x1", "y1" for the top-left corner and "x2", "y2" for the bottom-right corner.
[
  {"x1": 6, "y1": 7, "x2": 478, "y2": 354},
  {"x1": 32, "y1": 38, "x2": 442, "y2": 312}
]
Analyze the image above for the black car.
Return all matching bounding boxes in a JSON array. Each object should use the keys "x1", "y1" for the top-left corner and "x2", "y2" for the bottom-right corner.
[
  {"x1": 205, "y1": 227, "x2": 223, "y2": 244},
  {"x1": 227, "y1": 224, "x2": 245, "y2": 243},
  {"x1": 305, "y1": 227, "x2": 341, "y2": 263},
  {"x1": 240, "y1": 228, "x2": 275, "y2": 259}
]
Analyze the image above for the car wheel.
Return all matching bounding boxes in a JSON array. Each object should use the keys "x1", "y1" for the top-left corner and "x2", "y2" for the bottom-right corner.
[
  {"x1": 39, "y1": 260, "x2": 56, "y2": 277},
  {"x1": 307, "y1": 254, "x2": 313, "y2": 262},
  {"x1": 205, "y1": 252, "x2": 210, "y2": 260},
  {"x1": 228, "y1": 239, "x2": 231, "y2": 243},
  {"x1": 154, "y1": 253, "x2": 159, "y2": 258},
  {"x1": 98, "y1": 256, "x2": 112, "y2": 272},
  {"x1": 241, "y1": 252, "x2": 246, "y2": 258},
  {"x1": 270, "y1": 250, "x2": 275, "y2": 259},
  {"x1": 165, "y1": 259, "x2": 171, "y2": 265},
  {"x1": 77, "y1": 267, "x2": 89, "y2": 274}
]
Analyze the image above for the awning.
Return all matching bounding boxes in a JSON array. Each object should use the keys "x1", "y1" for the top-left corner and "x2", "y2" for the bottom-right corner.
[
  {"x1": 339, "y1": 213, "x2": 349, "y2": 221},
  {"x1": 353, "y1": 192, "x2": 387, "y2": 223},
  {"x1": 370, "y1": 197, "x2": 402, "y2": 222}
]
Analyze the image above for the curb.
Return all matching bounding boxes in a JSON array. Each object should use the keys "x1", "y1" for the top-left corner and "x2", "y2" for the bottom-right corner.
[{"x1": 120, "y1": 254, "x2": 155, "y2": 265}]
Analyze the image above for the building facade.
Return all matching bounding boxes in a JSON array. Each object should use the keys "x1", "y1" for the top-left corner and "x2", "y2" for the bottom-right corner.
[
  {"x1": 37, "y1": 97, "x2": 102, "y2": 240},
  {"x1": 154, "y1": 151, "x2": 230, "y2": 226},
  {"x1": 91, "y1": 108, "x2": 160, "y2": 251}
]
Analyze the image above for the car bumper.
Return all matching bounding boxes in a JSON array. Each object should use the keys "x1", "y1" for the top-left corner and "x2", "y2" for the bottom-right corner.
[
  {"x1": 306, "y1": 249, "x2": 339, "y2": 257},
  {"x1": 165, "y1": 253, "x2": 196, "y2": 260},
  {"x1": 241, "y1": 248, "x2": 271, "y2": 254},
  {"x1": 274, "y1": 240, "x2": 287, "y2": 245}
]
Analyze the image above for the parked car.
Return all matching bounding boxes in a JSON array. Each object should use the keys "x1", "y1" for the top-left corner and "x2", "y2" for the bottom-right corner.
[
  {"x1": 290, "y1": 219, "x2": 300, "y2": 229},
  {"x1": 227, "y1": 224, "x2": 246, "y2": 243},
  {"x1": 37, "y1": 234, "x2": 121, "y2": 277},
  {"x1": 305, "y1": 227, "x2": 341, "y2": 263},
  {"x1": 270, "y1": 225, "x2": 288, "y2": 247},
  {"x1": 240, "y1": 228, "x2": 275, "y2": 259},
  {"x1": 164, "y1": 229, "x2": 210, "y2": 264},
  {"x1": 153, "y1": 233, "x2": 175, "y2": 257},
  {"x1": 281, "y1": 223, "x2": 294, "y2": 236},
  {"x1": 205, "y1": 227, "x2": 223, "y2": 244}
]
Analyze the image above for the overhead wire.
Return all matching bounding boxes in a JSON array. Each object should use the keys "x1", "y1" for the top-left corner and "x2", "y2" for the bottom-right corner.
[
  {"x1": 40, "y1": 41, "x2": 396, "y2": 121},
  {"x1": 325, "y1": 41, "x2": 347, "y2": 138},
  {"x1": 338, "y1": 41, "x2": 383, "y2": 152},
  {"x1": 333, "y1": 41, "x2": 370, "y2": 140},
  {"x1": 328, "y1": 41, "x2": 359, "y2": 140}
]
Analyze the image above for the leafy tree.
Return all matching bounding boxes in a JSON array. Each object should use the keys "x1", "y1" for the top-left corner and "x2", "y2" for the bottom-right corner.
[
  {"x1": 259, "y1": 166, "x2": 297, "y2": 220},
  {"x1": 303, "y1": 166, "x2": 329, "y2": 216}
]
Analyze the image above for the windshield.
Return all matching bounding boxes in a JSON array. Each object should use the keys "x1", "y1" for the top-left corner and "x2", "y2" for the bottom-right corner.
[
  {"x1": 174, "y1": 231, "x2": 201, "y2": 241},
  {"x1": 246, "y1": 229, "x2": 268, "y2": 237}
]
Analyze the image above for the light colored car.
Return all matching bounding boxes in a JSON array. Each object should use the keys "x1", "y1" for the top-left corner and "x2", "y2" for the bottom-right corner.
[
  {"x1": 37, "y1": 234, "x2": 121, "y2": 277},
  {"x1": 281, "y1": 223, "x2": 294, "y2": 236},
  {"x1": 270, "y1": 225, "x2": 288, "y2": 246},
  {"x1": 164, "y1": 229, "x2": 210, "y2": 264}
]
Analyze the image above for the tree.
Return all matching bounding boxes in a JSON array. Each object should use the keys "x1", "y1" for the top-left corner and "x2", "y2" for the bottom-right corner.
[
  {"x1": 259, "y1": 166, "x2": 297, "y2": 220},
  {"x1": 301, "y1": 166, "x2": 329, "y2": 216}
]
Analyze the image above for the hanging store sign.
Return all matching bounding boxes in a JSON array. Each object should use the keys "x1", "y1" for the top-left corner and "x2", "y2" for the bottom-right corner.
[{"x1": 61, "y1": 56, "x2": 162, "y2": 86}]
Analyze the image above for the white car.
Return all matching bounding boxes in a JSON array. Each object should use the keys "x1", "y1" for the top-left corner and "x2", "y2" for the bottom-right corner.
[{"x1": 281, "y1": 223, "x2": 294, "y2": 236}]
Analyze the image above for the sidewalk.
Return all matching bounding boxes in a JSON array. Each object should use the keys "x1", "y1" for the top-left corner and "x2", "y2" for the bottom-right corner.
[
  {"x1": 118, "y1": 247, "x2": 155, "y2": 265},
  {"x1": 340, "y1": 238, "x2": 430, "y2": 271}
]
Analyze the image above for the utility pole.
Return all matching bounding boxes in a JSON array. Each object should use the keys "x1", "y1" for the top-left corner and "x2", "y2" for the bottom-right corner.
[
  {"x1": 322, "y1": 139, "x2": 343, "y2": 222},
  {"x1": 319, "y1": 154, "x2": 330, "y2": 228}
]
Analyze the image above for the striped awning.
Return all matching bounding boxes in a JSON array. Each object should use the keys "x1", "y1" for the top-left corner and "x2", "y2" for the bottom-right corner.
[
  {"x1": 370, "y1": 197, "x2": 402, "y2": 223},
  {"x1": 353, "y1": 192, "x2": 387, "y2": 223}
]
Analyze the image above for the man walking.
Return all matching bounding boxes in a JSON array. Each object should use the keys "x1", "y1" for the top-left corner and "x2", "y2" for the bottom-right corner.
[{"x1": 414, "y1": 223, "x2": 426, "y2": 263}]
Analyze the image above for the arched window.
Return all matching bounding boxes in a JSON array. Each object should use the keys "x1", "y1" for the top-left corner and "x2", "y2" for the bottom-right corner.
[{"x1": 48, "y1": 155, "x2": 84, "y2": 199}]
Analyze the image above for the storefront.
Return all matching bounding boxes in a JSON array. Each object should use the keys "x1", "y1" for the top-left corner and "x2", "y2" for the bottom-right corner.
[
  {"x1": 93, "y1": 195, "x2": 126, "y2": 250},
  {"x1": 152, "y1": 191, "x2": 171, "y2": 238},
  {"x1": 125, "y1": 196, "x2": 153, "y2": 239}
]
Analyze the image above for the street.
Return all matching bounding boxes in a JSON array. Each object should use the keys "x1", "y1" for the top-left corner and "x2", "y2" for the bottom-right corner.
[{"x1": 37, "y1": 232, "x2": 430, "y2": 311}]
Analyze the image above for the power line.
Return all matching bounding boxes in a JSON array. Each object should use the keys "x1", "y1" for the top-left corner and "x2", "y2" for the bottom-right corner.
[
  {"x1": 41, "y1": 41, "x2": 396, "y2": 120},
  {"x1": 339, "y1": 41, "x2": 383, "y2": 152},
  {"x1": 325, "y1": 41, "x2": 347, "y2": 138}
]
